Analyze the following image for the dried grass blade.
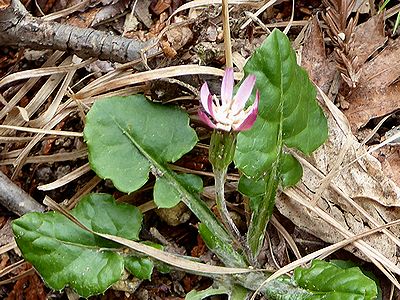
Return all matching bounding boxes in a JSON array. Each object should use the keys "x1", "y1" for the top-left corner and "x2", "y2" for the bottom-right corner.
[
  {"x1": 0, "y1": 149, "x2": 87, "y2": 166},
  {"x1": 0, "y1": 58, "x2": 95, "y2": 89},
  {"x1": 169, "y1": 0, "x2": 263, "y2": 21},
  {"x1": 76, "y1": 65, "x2": 243, "y2": 99},
  {"x1": 38, "y1": 163, "x2": 91, "y2": 191},
  {"x1": 0, "y1": 241, "x2": 17, "y2": 255},
  {"x1": 0, "y1": 51, "x2": 64, "y2": 120},
  {"x1": 241, "y1": 0, "x2": 279, "y2": 29},
  {"x1": 11, "y1": 108, "x2": 76, "y2": 178},
  {"x1": 29, "y1": 56, "x2": 82, "y2": 127},
  {"x1": 0, "y1": 125, "x2": 82, "y2": 137}
]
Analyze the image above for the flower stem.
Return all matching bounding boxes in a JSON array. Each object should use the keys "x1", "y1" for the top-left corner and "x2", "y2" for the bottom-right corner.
[
  {"x1": 222, "y1": 0, "x2": 233, "y2": 68},
  {"x1": 209, "y1": 131, "x2": 252, "y2": 260},
  {"x1": 214, "y1": 167, "x2": 243, "y2": 246}
]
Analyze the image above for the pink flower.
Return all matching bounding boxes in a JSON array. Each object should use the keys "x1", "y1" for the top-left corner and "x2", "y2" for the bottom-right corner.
[{"x1": 198, "y1": 68, "x2": 259, "y2": 132}]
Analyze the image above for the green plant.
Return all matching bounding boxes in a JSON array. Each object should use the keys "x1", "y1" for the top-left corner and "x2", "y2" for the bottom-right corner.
[{"x1": 12, "y1": 29, "x2": 378, "y2": 299}]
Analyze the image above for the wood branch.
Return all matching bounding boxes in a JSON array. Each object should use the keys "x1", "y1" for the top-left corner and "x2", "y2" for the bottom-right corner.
[
  {"x1": 0, "y1": 0, "x2": 154, "y2": 63},
  {"x1": 0, "y1": 171, "x2": 45, "y2": 216}
]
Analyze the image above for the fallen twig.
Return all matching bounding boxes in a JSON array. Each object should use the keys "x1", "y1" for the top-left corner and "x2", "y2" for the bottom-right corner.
[
  {"x1": 0, "y1": 171, "x2": 45, "y2": 215},
  {"x1": 0, "y1": 0, "x2": 154, "y2": 63}
]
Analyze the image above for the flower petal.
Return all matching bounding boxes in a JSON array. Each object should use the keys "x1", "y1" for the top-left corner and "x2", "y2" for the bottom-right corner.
[
  {"x1": 234, "y1": 90, "x2": 259, "y2": 131},
  {"x1": 231, "y1": 74, "x2": 256, "y2": 114},
  {"x1": 200, "y1": 82, "x2": 213, "y2": 115},
  {"x1": 198, "y1": 110, "x2": 216, "y2": 129},
  {"x1": 221, "y1": 68, "x2": 234, "y2": 105}
]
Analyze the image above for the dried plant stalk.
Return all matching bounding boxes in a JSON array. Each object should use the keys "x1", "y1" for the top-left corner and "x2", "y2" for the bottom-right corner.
[{"x1": 322, "y1": 0, "x2": 360, "y2": 87}]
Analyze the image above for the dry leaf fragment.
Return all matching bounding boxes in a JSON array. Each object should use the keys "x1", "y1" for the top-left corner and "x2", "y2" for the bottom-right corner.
[
  {"x1": 165, "y1": 25, "x2": 193, "y2": 51},
  {"x1": 344, "y1": 38, "x2": 400, "y2": 129},
  {"x1": 151, "y1": 0, "x2": 172, "y2": 15},
  {"x1": 160, "y1": 40, "x2": 177, "y2": 58},
  {"x1": 348, "y1": 13, "x2": 387, "y2": 72},
  {"x1": 0, "y1": 0, "x2": 11, "y2": 9},
  {"x1": 301, "y1": 17, "x2": 337, "y2": 94},
  {"x1": 376, "y1": 147, "x2": 400, "y2": 187},
  {"x1": 276, "y1": 103, "x2": 400, "y2": 264},
  {"x1": 135, "y1": 0, "x2": 153, "y2": 28},
  {"x1": 91, "y1": 0, "x2": 131, "y2": 26},
  {"x1": 353, "y1": 0, "x2": 370, "y2": 14}
]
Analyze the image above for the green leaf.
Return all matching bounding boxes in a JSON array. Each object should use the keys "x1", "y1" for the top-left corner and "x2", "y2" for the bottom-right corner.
[
  {"x1": 246, "y1": 168, "x2": 278, "y2": 255},
  {"x1": 230, "y1": 285, "x2": 250, "y2": 300},
  {"x1": 294, "y1": 260, "x2": 378, "y2": 300},
  {"x1": 124, "y1": 256, "x2": 153, "y2": 280},
  {"x1": 198, "y1": 223, "x2": 248, "y2": 268},
  {"x1": 84, "y1": 95, "x2": 198, "y2": 193},
  {"x1": 234, "y1": 29, "x2": 328, "y2": 256},
  {"x1": 186, "y1": 286, "x2": 229, "y2": 300},
  {"x1": 84, "y1": 95, "x2": 245, "y2": 268},
  {"x1": 329, "y1": 260, "x2": 382, "y2": 300},
  {"x1": 279, "y1": 153, "x2": 303, "y2": 188},
  {"x1": 12, "y1": 194, "x2": 143, "y2": 297},
  {"x1": 73, "y1": 193, "x2": 142, "y2": 241},
  {"x1": 238, "y1": 175, "x2": 265, "y2": 199},
  {"x1": 154, "y1": 174, "x2": 203, "y2": 208},
  {"x1": 235, "y1": 29, "x2": 327, "y2": 179}
]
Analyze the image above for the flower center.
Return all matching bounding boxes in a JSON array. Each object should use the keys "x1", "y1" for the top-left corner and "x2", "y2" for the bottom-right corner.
[{"x1": 211, "y1": 95, "x2": 246, "y2": 130}]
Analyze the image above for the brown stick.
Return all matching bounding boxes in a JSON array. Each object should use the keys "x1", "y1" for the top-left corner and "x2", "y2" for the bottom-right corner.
[
  {"x1": 0, "y1": 0, "x2": 153, "y2": 63},
  {"x1": 222, "y1": 0, "x2": 233, "y2": 68},
  {"x1": 0, "y1": 171, "x2": 44, "y2": 216}
]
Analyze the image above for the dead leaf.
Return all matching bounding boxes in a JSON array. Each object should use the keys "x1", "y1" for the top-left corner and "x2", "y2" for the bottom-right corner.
[
  {"x1": 276, "y1": 99, "x2": 400, "y2": 265},
  {"x1": 354, "y1": 0, "x2": 371, "y2": 14},
  {"x1": 301, "y1": 17, "x2": 337, "y2": 94},
  {"x1": 161, "y1": 40, "x2": 177, "y2": 58},
  {"x1": 375, "y1": 146, "x2": 400, "y2": 187},
  {"x1": 348, "y1": 14, "x2": 387, "y2": 72},
  {"x1": 135, "y1": 0, "x2": 153, "y2": 28},
  {"x1": 151, "y1": 0, "x2": 171, "y2": 15},
  {"x1": 345, "y1": 38, "x2": 400, "y2": 129},
  {"x1": 66, "y1": 7, "x2": 101, "y2": 28},
  {"x1": 165, "y1": 25, "x2": 193, "y2": 51},
  {"x1": 0, "y1": 219, "x2": 14, "y2": 247},
  {"x1": 123, "y1": 13, "x2": 139, "y2": 33},
  {"x1": 156, "y1": 202, "x2": 191, "y2": 226},
  {"x1": 0, "y1": 0, "x2": 11, "y2": 9},
  {"x1": 7, "y1": 272, "x2": 46, "y2": 300},
  {"x1": 91, "y1": 0, "x2": 130, "y2": 26}
]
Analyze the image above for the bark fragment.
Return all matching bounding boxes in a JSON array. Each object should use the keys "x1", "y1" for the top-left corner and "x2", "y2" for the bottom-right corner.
[
  {"x1": 0, "y1": 0, "x2": 154, "y2": 63},
  {"x1": 0, "y1": 171, "x2": 45, "y2": 216}
]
